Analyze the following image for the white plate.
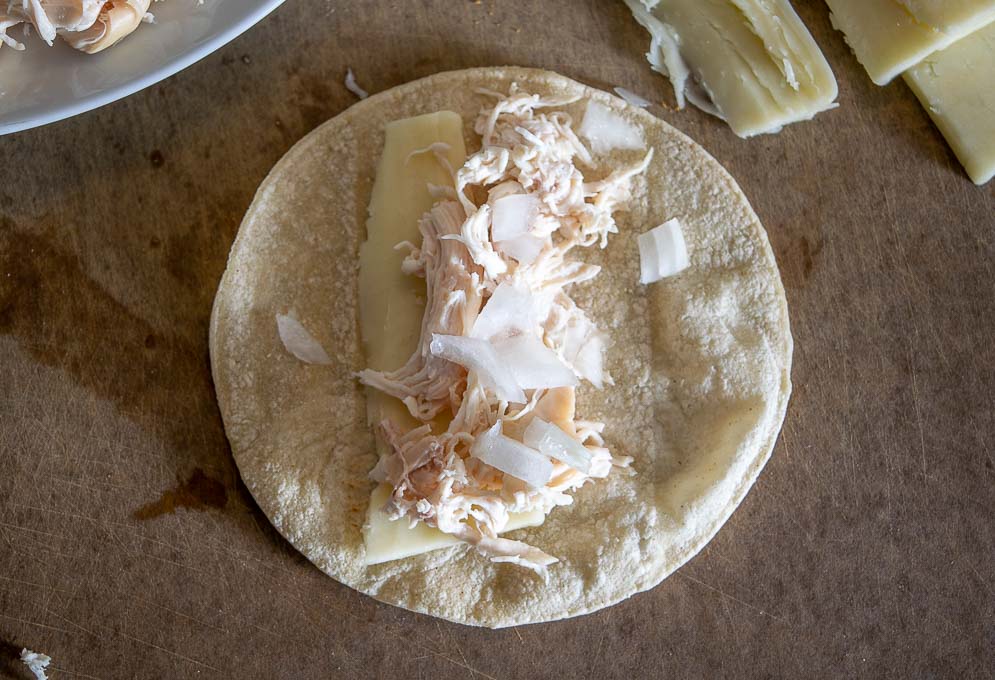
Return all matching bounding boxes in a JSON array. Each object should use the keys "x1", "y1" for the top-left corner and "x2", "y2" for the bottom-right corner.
[{"x1": 0, "y1": 0, "x2": 284, "y2": 136}]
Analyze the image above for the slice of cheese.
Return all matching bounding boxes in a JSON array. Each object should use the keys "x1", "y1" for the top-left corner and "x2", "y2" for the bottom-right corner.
[
  {"x1": 359, "y1": 111, "x2": 468, "y2": 443},
  {"x1": 363, "y1": 484, "x2": 545, "y2": 565},
  {"x1": 904, "y1": 21, "x2": 995, "y2": 185},
  {"x1": 358, "y1": 112, "x2": 546, "y2": 565},
  {"x1": 629, "y1": 0, "x2": 838, "y2": 138},
  {"x1": 826, "y1": 0, "x2": 995, "y2": 85}
]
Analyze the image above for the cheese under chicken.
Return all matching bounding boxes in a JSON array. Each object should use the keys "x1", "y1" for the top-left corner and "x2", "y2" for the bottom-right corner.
[
  {"x1": 357, "y1": 111, "x2": 553, "y2": 564},
  {"x1": 358, "y1": 87, "x2": 647, "y2": 573}
]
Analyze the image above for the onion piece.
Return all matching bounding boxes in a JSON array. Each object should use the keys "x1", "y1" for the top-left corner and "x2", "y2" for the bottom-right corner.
[
  {"x1": 579, "y1": 100, "x2": 645, "y2": 154},
  {"x1": 471, "y1": 282, "x2": 539, "y2": 341},
  {"x1": 493, "y1": 334, "x2": 578, "y2": 390},
  {"x1": 491, "y1": 193, "x2": 539, "y2": 241},
  {"x1": 276, "y1": 313, "x2": 333, "y2": 365},
  {"x1": 573, "y1": 334, "x2": 606, "y2": 389},
  {"x1": 20, "y1": 648, "x2": 51, "y2": 680},
  {"x1": 345, "y1": 68, "x2": 369, "y2": 99},
  {"x1": 638, "y1": 218, "x2": 689, "y2": 284},
  {"x1": 471, "y1": 422, "x2": 553, "y2": 488},
  {"x1": 614, "y1": 86, "x2": 651, "y2": 108},
  {"x1": 551, "y1": 306, "x2": 606, "y2": 388},
  {"x1": 430, "y1": 334, "x2": 526, "y2": 404},
  {"x1": 523, "y1": 418, "x2": 592, "y2": 474},
  {"x1": 496, "y1": 233, "x2": 545, "y2": 265}
]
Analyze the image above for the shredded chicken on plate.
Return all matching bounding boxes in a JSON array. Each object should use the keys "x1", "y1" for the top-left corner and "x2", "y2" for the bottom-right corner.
[
  {"x1": 360, "y1": 86, "x2": 651, "y2": 573},
  {"x1": 0, "y1": 0, "x2": 194, "y2": 53}
]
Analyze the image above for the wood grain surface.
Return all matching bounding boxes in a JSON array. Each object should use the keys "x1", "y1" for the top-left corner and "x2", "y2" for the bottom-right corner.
[{"x1": 1, "y1": 1, "x2": 993, "y2": 678}]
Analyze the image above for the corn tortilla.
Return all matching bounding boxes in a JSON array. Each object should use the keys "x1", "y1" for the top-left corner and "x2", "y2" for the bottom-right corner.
[{"x1": 209, "y1": 67, "x2": 792, "y2": 627}]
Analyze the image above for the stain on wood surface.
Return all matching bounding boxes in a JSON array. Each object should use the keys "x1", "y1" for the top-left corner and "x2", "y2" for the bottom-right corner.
[
  {"x1": 0, "y1": 638, "x2": 23, "y2": 678},
  {"x1": 133, "y1": 468, "x2": 228, "y2": 520}
]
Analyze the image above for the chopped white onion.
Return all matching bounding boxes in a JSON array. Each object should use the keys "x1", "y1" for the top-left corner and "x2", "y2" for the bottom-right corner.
[
  {"x1": 276, "y1": 313, "x2": 333, "y2": 365},
  {"x1": 491, "y1": 193, "x2": 539, "y2": 241},
  {"x1": 523, "y1": 418, "x2": 592, "y2": 474},
  {"x1": 430, "y1": 334, "x2": 526, "y2": 404},
  {"x1": 613, "y1": 86, "x2": 651, "y2": 108},
  {"x1": 573, "y1": 334, "x2": 606, "y2": 389},
  {"x1": 344, "y1": 68, "x2": 369, "y2": 99},
  {"x1": 579, "y1": 100, "x2": 645, "y2": 154},
  {"x1": 471, "y1": 422, "x2": 553, "y2": 488},
  {"x1": 471, "y1": 282, "x2": 539, "y2": 341},
  {"x1": 20, "y1": 648, "x2": 51, "y2": 680},
  {"x1": 496, "y1": 233, "x2": 545, "y2": 265},
  {"x1": 553, "y1": 308, "x2": 605, "y2": 388},
  {"x1": 493, "y1": 334, "x2": 578, "y2": 390},
  {"x1": 638, "y1": 218, "x2": 689, "y2": 284}
]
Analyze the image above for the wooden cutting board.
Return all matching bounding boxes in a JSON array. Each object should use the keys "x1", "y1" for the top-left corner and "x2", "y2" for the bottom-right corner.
[{"x1": 1, "y1": 1, "x2": 992, "y2": 677}]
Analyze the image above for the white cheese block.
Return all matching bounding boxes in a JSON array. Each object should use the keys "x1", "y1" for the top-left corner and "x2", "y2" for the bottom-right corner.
[
  {"x1": 629, "y1": 0, "x2": 838, "y2": 138},
  {"x1": 904, "y1": 21, "x2": 995, "y2": 185},
  {"x1": 826, "y1": 0, "x2": 995, "y2": 85},
  {"x1": 359, "y1": 111, "x2": 466, "y2": 373},
  {"x1": 358, "y1": 111, "x2": 468, "y2": 441},
  {"x1": 358, "y1": 112, "x2": 547, "y2": 564},
  {"x1": 363, "y1": 484, "x2": 545, "y2": 565}
]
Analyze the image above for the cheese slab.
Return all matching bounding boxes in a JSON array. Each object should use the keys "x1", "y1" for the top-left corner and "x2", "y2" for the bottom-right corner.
[
  {"x1": 826, "y1": 0, "x2": 995, "y2": 85},
  {"x1": 363, "y1": 484, "x2": 546, "y2": 565},
  {"x1": 358, "y1": 111, "x2": 547, "y2": 564},
  {"x1": 627, "y1": 0, "x2": 838, "y2": 138},
  {"x1": 358, "y1": 111, "x2": 467, "y2": 443},
  {"x1": 904, "y1": 21, "x2": 995, "y2": 185}
]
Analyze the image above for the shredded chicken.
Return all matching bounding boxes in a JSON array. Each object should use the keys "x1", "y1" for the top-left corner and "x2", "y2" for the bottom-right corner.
[
  {"x1": 361, "y1": 86, "x2": 650, "y2": 573},
  {"x1": 1, "y1": 0, "x2": 195, "y2": 53},
  {"x1": 358, "y1": 201, "x2": 483, "y2": 421}
]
